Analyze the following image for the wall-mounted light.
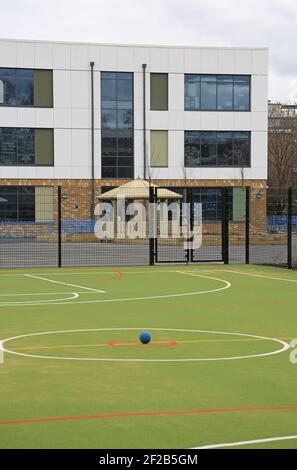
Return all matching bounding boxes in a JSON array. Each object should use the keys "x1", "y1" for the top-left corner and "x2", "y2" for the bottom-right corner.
[
  {"x1": 256, "y1": 191, "x2": 261, "y2": 200},
  {"x1": 62, "y1": 191, "x2": 68, "y2": 200}
]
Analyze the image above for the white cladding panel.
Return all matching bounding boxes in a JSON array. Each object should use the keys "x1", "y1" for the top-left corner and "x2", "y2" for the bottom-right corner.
[{"x1": 0, "y1": 39, "x2": 268, "y2": 181}]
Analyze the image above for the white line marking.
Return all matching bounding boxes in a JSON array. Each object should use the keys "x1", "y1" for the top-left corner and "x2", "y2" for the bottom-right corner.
[
  {"x1": 24, "y1": 274, "x2": 106, "y2": 293},
  {"x1": 192, "y1": 434, "x2": 297, "y2": 449},
  {"x1": 0, "y1": 328, "x2": 289, "y2": 363},
  {"x1": 0, "y1": 293, "x2": 79, "y2": 305},
  {"x1": 0, "y1": 291, "x2": 99, "y2": 297},
  {"x1": 0, "y1": 273, "x2": 231, "y2": 307},
  {"x1": 218, "y1": 270, "x2": 297, "y2": 283}
]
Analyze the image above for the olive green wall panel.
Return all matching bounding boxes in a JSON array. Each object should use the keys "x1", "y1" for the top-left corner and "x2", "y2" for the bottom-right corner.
[
  {"x1": 150, "y1": 130, "x2": 168, "y2": 167},
  {"x1": 150, "y1": 73, "x2": 168, "y2": 110},
  {"x1": 35, "y1": 129, "x2": 54, "y2": 166},
  {"x1": 34, "y1": 70, "x2": 53, "y2": 107}
]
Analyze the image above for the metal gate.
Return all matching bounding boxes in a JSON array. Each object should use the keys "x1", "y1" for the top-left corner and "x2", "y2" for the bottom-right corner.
[{"x1": 153, "y1": 187, "x2": 248, "y2": 265}]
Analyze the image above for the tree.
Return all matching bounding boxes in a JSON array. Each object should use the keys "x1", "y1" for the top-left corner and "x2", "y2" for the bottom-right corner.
[{"x1": 268, "y1": 103, "x2": 297, "y2": 188}]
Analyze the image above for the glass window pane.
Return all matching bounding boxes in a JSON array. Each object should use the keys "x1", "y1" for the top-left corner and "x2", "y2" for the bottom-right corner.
[
  {"x1": 217, "y1": 132, "x2": 234, "y2": 166},
  {"x1": 0, "y1": 69, "x2": 16, "y2": 105},
  {"x1": 18, "y1": 187, "x2": 35, "y2": 221},
  {"x1": 16, "y1": 77, "x2": 34, "y2": 106},
  {"x1": 102, "y1": 166, "x2": 117, "y2": 178},
  {"x1": 117, "y1": 79, "x2": 132, "y2": 101},
  {"x1": 150, "y1": 73, "x2": 168, "y2": 110},
  {"x1": 0, "y1": 186, "x2": 17, "y2": 220},
  {"x1": 118, "y1": 135, "x2": 133, "y2": 156},
  {"x1": 101, "y1": 72, "x2": 116, "y2": 80},
  {"x1": 185, "y1": 131, "x2": 201, "y2": 167},
  {"x1": 185, "y1": 75, "x2": 200, "y2": 110},
  {"x1": 102, "y1": 135, "x2": 117, "y2": 156},
  {"x1": 118, "y1": 166, "x2": 133, "y2": 178},
  {"x1": 102, "y1": 157, "x2": 117, "y2": 166},
  {"x1": 117, "y1": 100, "x2": 132, "y2": 110},
  {"x1": 117, "y1": 157, "x2": 133, "y2": 166},
  {"x1": 101, "y1": 79, "x2": 116, "y2": 101},
  {"x1": 0, "y1": 128, "x2": 17, "y2": 165},
  {"x1": 17, "y1": 128, "x2": 34, "y2": 165},
  {"x1": 201, "y1": 132, "x2": 217, "y2": 165},
  {"x1": 16, "y1": 69, "x2": 33, "y2": 78},
  {"x1": 101, "y1": 109, "x2": 117, "y2": 129},
  {"x1": 117, "y1": 109, "x2": 132, "y2": 129},
  {"x1": 217, "y1": 76, "x2": 233, "y2": 110},
  {"x1": 201, "y1": 75, "x2": 216, "y2": 110},
  {"x1": 101, "y1": 100, "x2": 116, "y2": 109},
  {"x1": 234, "y1": 76, "x2": 250, "y2": 110},
  {"x1": 234, "y1": 131, "x2": 250, "y2": 166}
]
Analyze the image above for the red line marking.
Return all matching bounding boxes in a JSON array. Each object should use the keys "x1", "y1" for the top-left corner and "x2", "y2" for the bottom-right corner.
[
  {"x1": 102, "y1": 270, "x2": 125, "y2": 282},
  {"x1": 1, "y1": 405, "x2": 297, "y2": 426},
  {"x1": 107, "y1": 340, "x2": 177, "y2": 349}
]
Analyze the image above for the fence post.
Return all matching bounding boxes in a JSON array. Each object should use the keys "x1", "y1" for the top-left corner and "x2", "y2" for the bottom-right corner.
[
  {"x1": 288, "y1": 187, "x2": 293, "y2": 269},
  {"x1": 186, "y1": 188, "x2": 191, "y2": 264},
  {"x1": 58, "y1": 186, "x2": 62, "y2": 268},
  {"x1": 245, "y1": 187, "x2": 250, "y2": 264},
  {"x1": 222, "y1": 188, "x2": 229, "y2": 264},
  {"x1": 149, "y1": 185, "x2": 155, "y2": 266}
]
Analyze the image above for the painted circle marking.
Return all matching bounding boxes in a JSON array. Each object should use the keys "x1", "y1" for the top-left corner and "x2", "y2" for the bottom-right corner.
[{"x1": 0, "y1": 328, "x2": 290, "y2": 363}]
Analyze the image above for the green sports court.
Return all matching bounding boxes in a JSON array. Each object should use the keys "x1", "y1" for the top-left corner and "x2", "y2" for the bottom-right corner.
[{"x1": 0, "y1": 264, "x2": 296, "y2": 449}]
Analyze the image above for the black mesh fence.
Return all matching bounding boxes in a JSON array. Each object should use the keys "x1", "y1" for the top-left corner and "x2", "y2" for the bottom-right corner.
[
  {"x1": 60, "y1": 185, "x2": 150, "y2": 267},
  {"x1": 250, "y1": 188, "x2": 288, "y2": 267},
  {"x1": 293, "y1": 188, "x2": 297, "y2": 269},
  {"x1": 0, "y1": 184, "x2": 296, "y2": 269},
  {"x1": 0, "y1": 186, "x2": 58, "y2": 268}
]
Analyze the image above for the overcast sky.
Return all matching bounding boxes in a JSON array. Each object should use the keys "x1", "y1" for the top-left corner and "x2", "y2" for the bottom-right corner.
[{"x1": 1, "y1": 0, "x2": 297, "y2": 102}]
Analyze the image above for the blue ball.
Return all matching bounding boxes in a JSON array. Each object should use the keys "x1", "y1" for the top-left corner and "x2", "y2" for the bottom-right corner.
[{"x1": 139, "y1": 331, "x2": 151, "y2": 344}]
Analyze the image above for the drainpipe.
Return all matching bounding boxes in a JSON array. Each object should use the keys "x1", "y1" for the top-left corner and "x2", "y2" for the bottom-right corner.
[
  {"x1": 142, "y1": 64, "x2": 147, "y2": 180},
  {"x1": 90, "y1": 61, "x2": 95, "y2": 219}
]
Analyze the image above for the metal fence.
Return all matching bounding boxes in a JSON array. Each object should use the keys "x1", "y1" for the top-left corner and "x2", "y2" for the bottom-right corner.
[{"x1": 0, "y1": 185, "x2": 296, "y2": 269}]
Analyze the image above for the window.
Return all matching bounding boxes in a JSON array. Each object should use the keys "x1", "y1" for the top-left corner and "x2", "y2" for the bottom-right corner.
[
  {"x1": 150, "y1": 73, "x2": 168, "y2": 110},
  {"x1": 101, "y1": 71, "x2": 134, "y2": 179},
  {"x1": 150, "y1": 131, "x2": 168, "y2": 167},
  {"x1": 217, "y1": 132, "x2": 233, "y2": 166},
  {"x1": 184, "y1": 131, "x2": 250, "y2": 167},
  {"x1": 191, "y1": 188, "x2": 233, "y2": 221},
  {"x1": 0, "y1": 128, "x2": 54, "y2": 166},
  {"x1": 184, "y1": 75, "x2": 200, "y2": 110},
  {"x1": 0, "y1": 68, "x2": 53, "y2": 107},
  {"x1": 217, "y1": 75, "x2": 233, "y2": 110},
  {"x1": 185, "y1": 131, "x2": 201, "y2": 167},
  {"x1": 184, "y1": 74, "x2": 250, "y2": 111},
  {"x1": 233, "y1": 76, "x2": 250, "y2": 111},
  {"x1": 0, "y1": 186, "x2": 35, "y2": 221},
  {"x1": 201, "y1": 75, "x2": 216, "y2": 110}
]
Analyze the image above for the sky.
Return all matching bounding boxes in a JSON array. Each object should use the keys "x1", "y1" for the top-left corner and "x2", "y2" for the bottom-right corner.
[{"x1": 1, "y1": 0, "x2": 297, "y2": 102}]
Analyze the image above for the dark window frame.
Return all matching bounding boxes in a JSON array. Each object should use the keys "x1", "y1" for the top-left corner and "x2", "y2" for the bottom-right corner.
[
  {"x1": 101, "y1": 71, "x2": 134, "y2": 179},
  {"x1": 0, "y1": 67, "x2": 53, "y2": 108},
  {"x1": 0, "y1": 186, "x2": 35, "y2": 222},
  {"x1": 184, "y1": 130, "x2": 251, "y2": 168},
  {"x1": 0, "y1": 127, "x2": 54, "y2": 167},
  {"x1": 184, "y1": 74, "x2": 250, "y2": 112}
]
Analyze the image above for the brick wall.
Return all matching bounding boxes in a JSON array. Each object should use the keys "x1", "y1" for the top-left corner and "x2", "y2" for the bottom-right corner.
[{"x1": 0, "y1": 178, "x2": 267, "y2": 233}]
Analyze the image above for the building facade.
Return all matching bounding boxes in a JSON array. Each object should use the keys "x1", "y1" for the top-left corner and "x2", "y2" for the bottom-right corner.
[{"x1": 0, "y1": 39, "x2": 268, "y2": 226}]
